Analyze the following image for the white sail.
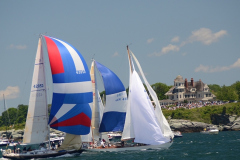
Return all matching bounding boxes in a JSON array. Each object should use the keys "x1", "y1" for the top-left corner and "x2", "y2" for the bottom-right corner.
[
  {"x1": 131, "y1": 52, "x2": 174, "y2": 138},
  {"x1": 90, "y1": 61, "x2": 101, "y2": 141},
  {"x1": 130, "y1": 70, "x2": 168, "y2": 145},
  {"x1": 82, "y1": 61, "x2": 108, "y2": 143},
  {"x1": 23, "y1": 38, "x2": 49, "y2": 144},
  {"x1": 121, "y1": 51, "x2": 135, "y2": 141},
  {"x1": 57, "y1": 133, "x2": 82, "y2": 151}
]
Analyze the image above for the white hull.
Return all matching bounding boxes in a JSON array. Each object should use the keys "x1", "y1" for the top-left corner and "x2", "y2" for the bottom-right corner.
[
  {"x1": 200, "y1": 131, "x2": 219, "y2": 134},
  {"x1": 85, "y1": 142, "x2": 172, "y2": 152}
]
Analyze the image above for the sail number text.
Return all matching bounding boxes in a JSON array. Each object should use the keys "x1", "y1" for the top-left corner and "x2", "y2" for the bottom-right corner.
[{"x1": 33, "y1": 84, "x2": 44, "y2": 88}]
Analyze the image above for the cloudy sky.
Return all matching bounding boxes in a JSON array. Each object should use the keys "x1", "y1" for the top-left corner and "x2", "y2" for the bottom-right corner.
[{"x1": 0, "y1": 0, "x2": 239, "y2": 113}]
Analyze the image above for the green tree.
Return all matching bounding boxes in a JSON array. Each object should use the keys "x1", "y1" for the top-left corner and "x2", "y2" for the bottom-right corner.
[
  {"x1": 151, "y1": 83, "x2": 171, "y2": 100},
  {"x1": 208, "y1": 84, "x2": 221, "y2": 92},
  {"x1": 231, "y1": 81, "x2": 240, "y2": 101}
]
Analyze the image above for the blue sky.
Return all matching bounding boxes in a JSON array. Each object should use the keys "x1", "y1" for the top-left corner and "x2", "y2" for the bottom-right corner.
[{"x1": 0, "y1": 0, "x2": 239, "y2": 113}]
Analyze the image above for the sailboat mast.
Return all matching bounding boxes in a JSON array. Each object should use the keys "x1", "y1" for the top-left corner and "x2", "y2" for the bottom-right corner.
[
  {"x1": 40, "y1": 35, "x2": 51, "y2": 149},
  {"x1": 127, "y1": 45, "x2": 133, "y2": 73},
  {"x1": 3, "y1": 94, "x2": 8, "y2": 137}
]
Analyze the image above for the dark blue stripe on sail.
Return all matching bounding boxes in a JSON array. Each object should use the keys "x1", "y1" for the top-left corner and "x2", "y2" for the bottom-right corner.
[
  {"x1": 99, "y1": 112, "x2": 126, "y2": 132},
  {"x1": 95, "y1": 61, "x2": 125, "y2": 95},
  {"x1": 52, "y1": 72, "x2": 91, "y2": 83},
  {"x1": 51, "y1": 125, "x2": 90, "y2": 135}
]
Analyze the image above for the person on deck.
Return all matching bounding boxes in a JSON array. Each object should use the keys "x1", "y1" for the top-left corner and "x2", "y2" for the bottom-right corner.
[{"x1": 13, "y1": 144, "x2": 16, "y2": 153}]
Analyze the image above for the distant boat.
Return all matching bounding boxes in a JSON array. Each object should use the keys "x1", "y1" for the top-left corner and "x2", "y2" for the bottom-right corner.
[
  {"x1": 0, "y1": 94, "x2": 11, "y2": 147},
  {"x1": 173, "y1": 131, "x2": 183, "y2": 138},
  {"x1": 0, "y1": 138, "x2": 9, "y2": 147},
  {"x1": 2, "y1": 35, "x2": 92, "y2": 159},
  {"x1": 200, "y1": 126, "x2": 219, "y2": 134}
]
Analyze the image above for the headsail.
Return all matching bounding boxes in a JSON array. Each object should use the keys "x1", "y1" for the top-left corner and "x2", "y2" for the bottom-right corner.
[
  {"x1": 95, "y1": 61, "x2": 127, "y2": 132},
  {"x1": 44, "y1": 36, "x2": 93, "y2": 135},
  {"x1": 23, "y1": 38, "x2": 49, "y2": 144}
]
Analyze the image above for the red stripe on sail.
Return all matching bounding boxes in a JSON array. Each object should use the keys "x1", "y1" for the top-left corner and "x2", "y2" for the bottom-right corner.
[
  {"x1": 50, "y1": 112, "x2": 91, "y2": 127},
  {"x1": 44, "y1": 36, "x2": 64, "y2": 74}
]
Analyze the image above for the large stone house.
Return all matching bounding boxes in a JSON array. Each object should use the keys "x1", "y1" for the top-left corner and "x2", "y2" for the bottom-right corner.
[{"x1": 160, "y1": 75, "x2": 216, "y2": 105}]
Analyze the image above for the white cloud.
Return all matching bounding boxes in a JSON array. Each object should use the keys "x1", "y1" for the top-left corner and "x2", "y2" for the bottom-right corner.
[
  {"x1": 171, "y1": 36, "x2": 179, "y2": 43},
  {"x1": 147, "y1": 38, "x2": 154, "y2": 44},
  {"x1": 162, "y1": 44, "x2": 180, "y2": 54},
  {"x1": 8, "y1": 44, "x2": 27, "y2": 50},
  {"x1": 112, "y1": 52, "x2": 119, "y2": 57},
  {"x1": 148, "y1": 44, "x2": 179, "y2": 56},
  {"x1": 149, "y1": 28, "x2": 227, "y2": 57},
  {"x1": 195, "y1": 58, "x2": 240, "y2": 73},
  {"x1": 0, "y1": 86, "x2": 20, "y2": 100},
  {"x1": 187, "y1": 28, "x2": 227, "y2": 45}
]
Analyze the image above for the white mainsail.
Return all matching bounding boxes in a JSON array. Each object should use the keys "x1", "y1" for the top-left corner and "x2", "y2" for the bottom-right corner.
[
  {"x1": 82, "y1": 61, "x2": 108, "y2": 143},
  {"x1": 121, "y1": 48, "x2": 135, "y2": 141},
  {"x1": 90, "y1": 61, "x2": 101, "y2": 141},
  {"x1": 122, "y1": 46, "x2": 171, "y2": 144},
  {"x1": 130, "y1": 70, "x2": 168, "y2": 145},
  {"x1": 131, "y1": 52, "x2": 174, "y2": 138},
  {"x1": 23, "y1": 38, "x2": 49, "y2": 144}
]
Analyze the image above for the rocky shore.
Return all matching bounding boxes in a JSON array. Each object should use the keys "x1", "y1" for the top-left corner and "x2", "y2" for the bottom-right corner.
[
  {"x1": 1, "y1": 115, "x2": 239, "y2": 141},
  {"x1": 170, "y1": 114, "x2": 240, "y2": 133}
]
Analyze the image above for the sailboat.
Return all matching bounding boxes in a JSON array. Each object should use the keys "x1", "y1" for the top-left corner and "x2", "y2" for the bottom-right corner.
[
  {"x1": 2, "y1": 35, "x2": 93, "y2": 159},
  {"x1": 82, "y1": 60, "x2": 127, "y2": 149},
  {"x1": 85, "y1": 46, "x2": 173, "y2": 151},
  {"x1": 0, "y1": 94, "x2": 12, "y2": 147}
]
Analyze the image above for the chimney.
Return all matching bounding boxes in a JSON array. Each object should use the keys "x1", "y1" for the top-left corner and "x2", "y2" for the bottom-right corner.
[
  {"x1": 191, "y1": 78, "x2": 194, "y2": 87},
  {"x1": 185, "y1": 78, "x2": 188, "y2": 88}
]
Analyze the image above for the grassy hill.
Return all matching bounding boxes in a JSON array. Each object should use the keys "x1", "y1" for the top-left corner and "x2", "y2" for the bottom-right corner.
[{"x1": 162, "y1": 102, "x2": 240, "y2": 124}]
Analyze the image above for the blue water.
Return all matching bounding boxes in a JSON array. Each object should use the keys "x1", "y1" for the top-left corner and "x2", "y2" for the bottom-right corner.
[{"x1": 1, "y1": 131, "x2": 239, "y2": 160}]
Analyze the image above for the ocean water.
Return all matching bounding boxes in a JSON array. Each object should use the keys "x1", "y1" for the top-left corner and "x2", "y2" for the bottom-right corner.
[{"x1": 1, "y1": 131, "x2": 239, "y2": 160}]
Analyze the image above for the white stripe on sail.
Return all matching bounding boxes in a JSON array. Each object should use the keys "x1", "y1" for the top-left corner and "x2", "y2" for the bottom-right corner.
[
  {"x1": 52, "y1": 37, "x2": 85, "y2": 73},
  {"x1": 49, "y1": 104, "x2": 76, "y2": 125},
  {"x1": 53, "y1": 81, "x2": 92, "y2": 94},
  {"x1": 104, "y1": 91, "x2": 127, "y2": 113}
]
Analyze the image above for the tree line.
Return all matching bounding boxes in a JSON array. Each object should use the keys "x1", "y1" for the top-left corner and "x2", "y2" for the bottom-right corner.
[{"x1": 1, "y1": 81, "x2": 239, "y2": 130}]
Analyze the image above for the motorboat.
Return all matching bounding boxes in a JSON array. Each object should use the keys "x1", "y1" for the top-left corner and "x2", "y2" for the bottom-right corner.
[
  {"x1": 200, "y1": 126, "x2": 219, "y2": 134},
  {"x1": 173, "y1": 131, "x2": 183, "y2": 138}
]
